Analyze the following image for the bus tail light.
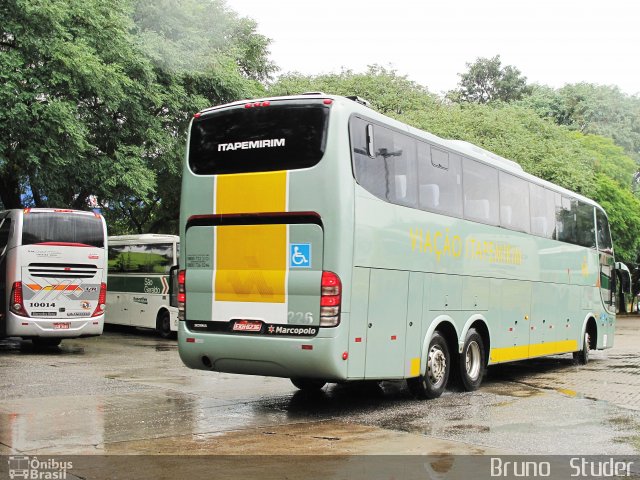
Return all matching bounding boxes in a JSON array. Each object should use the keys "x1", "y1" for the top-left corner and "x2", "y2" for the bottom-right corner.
[
  {"x1": 320, "y1": 271, "x2": 341, "y2": 327},
  {"x1": 178, "y1": 269, "x2": 186, "y2": 321},
  {"x1": 91, "y1": 283, "x2": 107, "y2": 317},
  {"x1": 10, "y1": 282, "x2": 28, "y2": 317}
]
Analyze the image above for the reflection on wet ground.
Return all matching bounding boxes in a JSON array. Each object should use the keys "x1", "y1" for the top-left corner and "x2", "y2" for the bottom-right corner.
[{"x1": 0, "y1": 318, "x2": 640, "y2": 456}]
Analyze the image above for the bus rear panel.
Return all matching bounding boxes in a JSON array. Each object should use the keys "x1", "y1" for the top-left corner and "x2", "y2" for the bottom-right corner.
[
  {"x1": 179, "y1": 96, "x2": 354, "y2": 380},
  {"x1": 1, "y1": 209, "x2": 107, "y2": 340}
]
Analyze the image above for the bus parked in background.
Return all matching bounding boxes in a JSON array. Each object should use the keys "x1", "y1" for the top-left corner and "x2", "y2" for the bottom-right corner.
[
  {"x1": 178, "y1": 94, "x2": 630, "y2": 398},
  {"x1": 106, "y1": 234, "x2": 179, "y2": 338},
  {"x1": 0, "y1": 208, "x2": 107, "y2": 347}
]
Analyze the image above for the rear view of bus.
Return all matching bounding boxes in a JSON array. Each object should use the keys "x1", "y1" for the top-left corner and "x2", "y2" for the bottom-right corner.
[
  {"x1": 179, "y1": 95, "x2": 353, "y2": 385},
  {"x1": 0, "y1": 208, "x2": 108, "y2": 347}
]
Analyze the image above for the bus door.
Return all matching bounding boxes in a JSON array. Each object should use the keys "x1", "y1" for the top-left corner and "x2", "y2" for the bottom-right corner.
[{"x1": 185, "y1": 218, "x2": 324, "y2": 332}]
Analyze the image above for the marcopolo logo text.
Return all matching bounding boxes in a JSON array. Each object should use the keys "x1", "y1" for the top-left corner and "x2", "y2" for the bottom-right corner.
[
  {"x1": 266, "y1": 325, "x2": 318, "y2": 336},
  {"x1": 217, "y1": 138, "x2": 285, "y2": 152}
]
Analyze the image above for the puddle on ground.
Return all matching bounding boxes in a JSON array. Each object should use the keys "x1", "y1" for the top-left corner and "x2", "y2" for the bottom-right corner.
[
  {"x1": 448, "y1": 424, "x2": 491, "y2": 433},
  {"x1": 155, "y1": 345, "x2": 178, "y2": 352},
  {"x1": 483, "y1": 383, "x2": 543, "y2": 398}
]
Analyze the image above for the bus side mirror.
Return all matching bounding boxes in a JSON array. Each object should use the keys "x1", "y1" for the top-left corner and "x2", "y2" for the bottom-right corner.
[{"x1": 615, "y1": 262, "x2": 632, "y2": 294}]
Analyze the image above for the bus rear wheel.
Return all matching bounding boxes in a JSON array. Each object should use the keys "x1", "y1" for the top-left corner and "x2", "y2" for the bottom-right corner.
[
  {"x1": 407, "y1": 331, "x2": 450, "y2": 399},
  {"x1": 156, "y1": 311, "x2": 173, "y2": 339},
  {"x1": 32, "y1": 338, "x2": 62, "y2": 348},
  {"x1": 459, "y1": 328, "x2": 485, "y2": 391},
  {"x1": 291, "y1": 378, "x2": 326, "y2": 391},
  {"x1": 573, "y1": 331, "x2": 590, "y2": 365}
]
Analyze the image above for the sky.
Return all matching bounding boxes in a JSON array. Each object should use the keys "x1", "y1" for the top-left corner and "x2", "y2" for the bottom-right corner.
[{"x1": 225, "y1": 0, "x2": 640, "y2": 96}]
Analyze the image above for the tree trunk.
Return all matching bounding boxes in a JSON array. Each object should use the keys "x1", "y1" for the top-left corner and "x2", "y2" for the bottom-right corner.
[{"x1": 0, "y1": 175, "x2": 22, "y2": 209}]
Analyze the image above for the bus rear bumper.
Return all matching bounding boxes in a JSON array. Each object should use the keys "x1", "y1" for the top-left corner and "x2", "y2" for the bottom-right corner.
[
  {"x1": 5, "y1": 312, "x2": 104, "y2": 338},
  {"x1": 178, "y1": 319, "x2": 349, "y2": 381}
]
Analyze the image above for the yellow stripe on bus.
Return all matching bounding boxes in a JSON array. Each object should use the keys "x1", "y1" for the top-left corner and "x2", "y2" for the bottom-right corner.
[
  {"x1": 410, "y1": 357, "x2": 421, "y2": 377},
  {"x1": 215, "y1": 172, "x2": 287, "y2": 303},
  {"x1": 490, "y1": 340, "x2": 579, "y2": 363},
  {"x1": 216, "y1": 172, "x2": 287, "y2": 214}
]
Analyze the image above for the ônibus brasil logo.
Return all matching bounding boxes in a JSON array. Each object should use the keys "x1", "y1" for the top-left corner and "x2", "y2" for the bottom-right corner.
[
  {"x1": 7, "y1": 456, "x2": 73, "y2": 479},
  {"x1": 217, "y1": 138, "x2": 285, "y2": 152}
]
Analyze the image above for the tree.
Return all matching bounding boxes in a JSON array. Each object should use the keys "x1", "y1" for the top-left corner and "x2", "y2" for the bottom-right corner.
[
  {"x1": 1, "y1": 0, "x2": 163, "y2": 212},
  {"x1": 107, "y1": 0, "x2": 274, "y2": 234},
  {"x1": 1, "y1": 0, "x2": 274, "y2": 234},
  {"x1": 132, "y1": 0, "x2": 276, "y2": 82},
  {"x1": 269, "y1": 65, "x2": 438, "y2": 117},
  {"x1": 448, "y1": 55, "x2": 531, "y2": 104},
  {"x1": 520, "y1": 83, "x2": 640, "y2": 162}
]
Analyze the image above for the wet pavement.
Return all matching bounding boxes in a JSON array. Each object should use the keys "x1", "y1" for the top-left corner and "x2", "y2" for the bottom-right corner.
[{"x1": 1, "y1": 319, "x2": 640, "y2": 457}]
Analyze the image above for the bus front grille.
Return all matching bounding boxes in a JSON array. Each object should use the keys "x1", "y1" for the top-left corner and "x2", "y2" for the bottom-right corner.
[{"x1": 27, "y1": 263, "x2": 98, "y2": 279}]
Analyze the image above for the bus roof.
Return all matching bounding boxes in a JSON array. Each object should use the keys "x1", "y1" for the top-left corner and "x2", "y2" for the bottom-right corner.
[
  {"x1": 108, "y1": 234, "x2": 179, "y2": 244},
  {"x1": 194, "y1": 94, "x2": 605, "y2": 212},
  {"x1": 2, "y1": 208, "x2": 101, "y2": 217}
]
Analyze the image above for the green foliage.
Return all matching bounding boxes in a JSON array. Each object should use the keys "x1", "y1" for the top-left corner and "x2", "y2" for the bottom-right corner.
[
  {"x1": 268, "y1": 65, "x2": 438, "y2": 116},
  {"x1": 520, "y1": 83, "x2": 640, "y2": 161},
  {"x1": 572, "y1": 133, "x2": 637, "y2": 188},
  {"x1": 1, "y1": 0, "x2": 158, "y2": 211},
  {"x1": 133, "y1": 0, "x2": 276, "y2": 81},
  {"x1": 593, "y1": 174, "x2": 640, "y2": 263},
  {"x1": 448, "y1": 55, "x2": 532, "y2": 104},
  {"x1": 1, "y1": 0, "x2": 273, "y2": 234}
]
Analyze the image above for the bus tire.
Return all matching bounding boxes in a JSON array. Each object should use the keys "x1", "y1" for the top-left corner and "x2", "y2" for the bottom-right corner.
[
  {"x1": 156, "y1": 310, "x2": 173, "y2": 339},
  {"x1": 291, "y1": 378, "x2": 326, "y2": 391},
  {"x1": 32, "y1": 338, "x2": 62, "y2": 348},
  {"x1": 459, "y1": 328, "x2": 485, "y2": 391},
  {"x1": 407, "y1": 331, "x2": 450, "y2": 399},
  {"x1": 573, "y1": 331, "x2": 590, "y2": 365}
]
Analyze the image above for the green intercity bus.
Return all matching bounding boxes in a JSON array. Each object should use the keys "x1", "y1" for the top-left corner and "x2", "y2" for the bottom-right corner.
[{"x1": 178, "y1": 93, "x2": 630, "y2": 398}]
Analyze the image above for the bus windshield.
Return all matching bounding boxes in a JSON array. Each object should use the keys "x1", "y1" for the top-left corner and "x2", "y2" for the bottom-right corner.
[
  {"x1": 188, "y1": 100, "x2": 330, "y2": 175},
  {"x1": 22, "y1": 212, "x2": 105, "y2": 248}
]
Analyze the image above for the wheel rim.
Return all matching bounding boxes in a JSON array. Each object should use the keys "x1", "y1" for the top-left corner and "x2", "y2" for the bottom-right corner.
[
  {"x1": 465, "y1": 340, "x2": 481, "y2": 380},
  {"x1": 427, "y1": 345, "x2": 447, "y2": 387}
]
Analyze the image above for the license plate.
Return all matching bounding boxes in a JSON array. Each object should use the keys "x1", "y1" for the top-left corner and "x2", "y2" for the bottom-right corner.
[
  {"x1": 232, "y1": 320, "x2": 262, "y2": 332},
  {"x1": 53, "y1": 322, "x2": 70, "y2": 330}
]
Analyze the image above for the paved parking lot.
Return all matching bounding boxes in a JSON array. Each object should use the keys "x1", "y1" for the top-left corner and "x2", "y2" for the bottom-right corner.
[
  {"x1": 0, "y1": 318, "x2": 639, "y2": 459},
  {"x1": 489, "y1": 316, "x2": 640, "y2": 411}
]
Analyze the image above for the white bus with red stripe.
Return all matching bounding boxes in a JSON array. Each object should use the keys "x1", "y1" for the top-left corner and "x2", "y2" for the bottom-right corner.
[
  {"x1": 105, "y1": 234, "x2": 179, "y2": 338},
  {"x1": 0, "y1": 208, "x2": 108, "y2": 347}
]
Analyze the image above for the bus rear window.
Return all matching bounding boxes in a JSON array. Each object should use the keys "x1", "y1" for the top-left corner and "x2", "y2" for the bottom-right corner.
[
  {"x1": 189, "y1": 101, "x2": 330, "y2": 175},
  {"x1": 22, "y1": 213, "x2": 104, "y2": 248}
]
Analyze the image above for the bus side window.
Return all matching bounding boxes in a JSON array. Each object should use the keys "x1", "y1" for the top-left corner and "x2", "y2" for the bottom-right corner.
[
  {"x1": 418, "y1": 144, "x2": 463, "y2": 217},
  {"x1": 108, "y1": 245, "x2": 128, "y2": 273},
  {"x1": 386, "y1": 130, "x2": 417, "y2": 208},
  {"x1": 556, "y1": 197, "x2": 578, "y2": 245},
  {"x1": 576, "y1": 202, "x2": 596, "y2": 249},
  {"x1": 351, "y1": 120, "x2": 417, "y2": 208},
  {"x1": 499, "y1": 172, "x2": 530, "y2": 233},
  {"x1": 351, "y1": 119, "x2": 386, "y2": 199},
  {"x1": 463, "y1": 158, "x2": 499, "y2": 226},
  {"x1": 596, "y1": 209, "x2": 613, "y2": 252}
]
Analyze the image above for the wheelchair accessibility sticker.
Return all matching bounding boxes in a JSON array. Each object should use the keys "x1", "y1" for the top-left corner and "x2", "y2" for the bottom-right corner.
[{"x1": 290, "y1": 243, "x2": 311, "y2": 268}]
